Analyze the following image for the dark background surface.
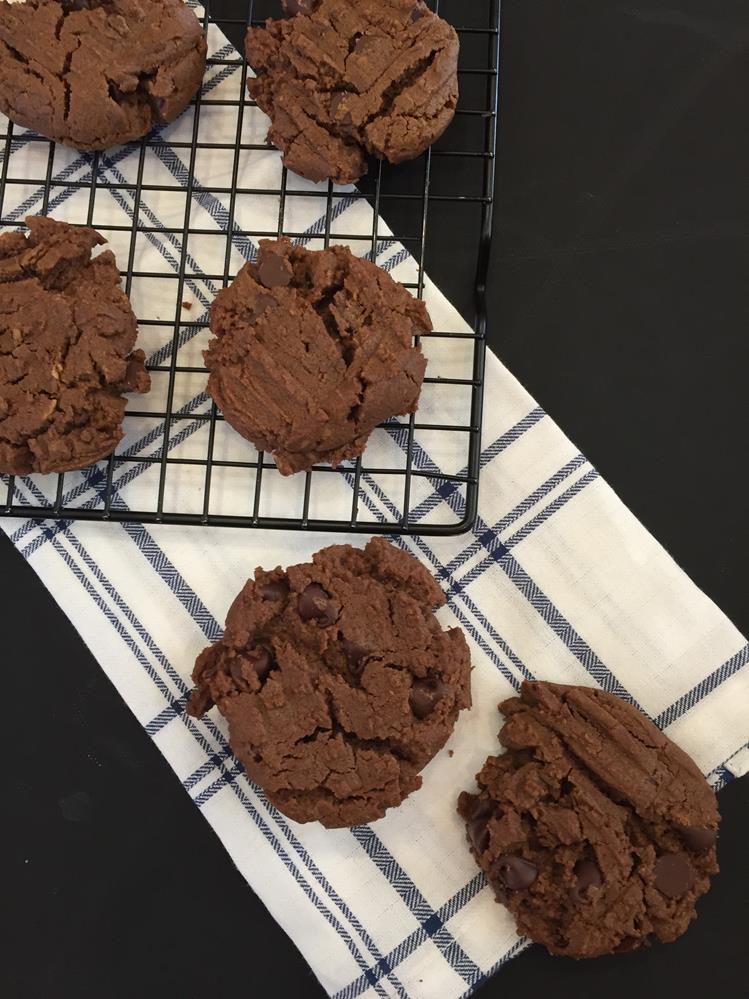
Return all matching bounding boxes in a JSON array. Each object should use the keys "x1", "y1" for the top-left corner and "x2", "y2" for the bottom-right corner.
[{"x1": 2, "y1": 1, "x2": 748, "y2": 996}]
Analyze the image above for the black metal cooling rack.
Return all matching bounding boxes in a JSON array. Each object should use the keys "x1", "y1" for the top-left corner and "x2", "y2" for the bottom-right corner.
[{"x1": 0, "y1": 0, "x2": 499, "y2": 535}]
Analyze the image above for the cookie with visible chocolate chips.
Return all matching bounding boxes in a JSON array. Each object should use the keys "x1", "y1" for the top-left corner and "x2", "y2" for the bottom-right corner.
[
  {"x1": 187, "y1": 537, "x2": 471, "y2": 827},
  {"x1": 205, "y1": 237, "x2": 429, "y2": 475},
  {"x1": 458, "y1": 681, "x2": 719, "y2": 958},
  {"x1": 0, "y1": 215, "x2": 150, "y2": 475},
  {"x1": 245, "y1": 0, "x2": 459, "y2": 184},
  {"x1": 0, "y1": 0, "x2": 206, "y2": 150}
]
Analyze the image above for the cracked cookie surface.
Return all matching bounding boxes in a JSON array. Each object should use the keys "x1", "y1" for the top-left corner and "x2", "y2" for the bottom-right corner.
[
  {"x1": 458, "y1": 681, "x2": 720, "y2": 958},
  {"x1": 0, "y1": 215, "x2": 150, "y2": 475},
  {"x1": 246, "y1": 0, "x2": 459, "y2": 184},
  {"x1": 205, "y1": 237, "x2": 429, "y2": 475},
  {"x1": 187, "y1": 537, "x2": 472, "y2": 827},
  {"x1": 0, "y1": 0, "x2": 206, "y2": 150}
]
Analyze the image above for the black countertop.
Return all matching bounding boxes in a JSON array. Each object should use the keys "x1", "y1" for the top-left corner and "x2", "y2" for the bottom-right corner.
[{"x1": 3, "y1": 1, "x2": 747, "y2": 996}]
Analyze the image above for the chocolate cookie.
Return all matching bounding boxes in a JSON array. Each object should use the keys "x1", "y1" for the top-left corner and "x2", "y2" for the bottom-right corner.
[
  {"x1": 187, "y1": 538, "x2": 471, "y2": 827},
  {"x1": 458, "y1": 682, "x2": 719, "y2": 958},
  {"x1": 246, "y1": 0, "x2": 459, "y2": 184},
  {"x1": 0, "y1": 0, "x2": 206, "y2": 149},
  {"x1": 206, "y1": 237, "x2": 429, "y2": 475},
  {"x1": 0, "y1": 215, "x2": 150, "y2": 476}
]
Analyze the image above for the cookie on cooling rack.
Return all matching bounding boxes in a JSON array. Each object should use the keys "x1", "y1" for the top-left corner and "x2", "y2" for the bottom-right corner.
[
  {"x1": 0, "y1": 215, "x2": 150, "y2": 476},
  {"x1": 245, "y1": 0, "x2": 459, "y2": 184},
  {"x1": 0, "y1": 0, "x2": 206, "y2": 150},
  {"x1": 205, "y1": 237, "x2": 429, "y2": 475},
  {"x1": 458, "y1": 681, "x2": 720, "y2": 958},
  {"x1": 187, "y1": 537, "x2": 472, "y2": 827}
]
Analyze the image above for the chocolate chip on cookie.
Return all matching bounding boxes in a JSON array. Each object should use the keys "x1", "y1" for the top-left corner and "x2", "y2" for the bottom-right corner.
[
  {"x1": 0, "y1": 0, "x2": 206, "y2": 149},
  {"x1": 0, "y1": 216, "x2": 150, "y2": 475},
  {"x1": 458, "y1": 681, "x2": 720, "y2": 958},
  {"x1": 187, "y1": 538, "x2": 472, "y2": 827},
  {"x1": 246, "y1": 0, "x2": 459, "y2": 184},
  {"x1": 205, "y1": 237, "x2": 429, "y2": 475}
]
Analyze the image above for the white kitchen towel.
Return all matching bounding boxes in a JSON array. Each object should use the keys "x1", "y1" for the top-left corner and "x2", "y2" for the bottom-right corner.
[{"x1": 2, "y1": 7, "x2": 748, "y2": 999}]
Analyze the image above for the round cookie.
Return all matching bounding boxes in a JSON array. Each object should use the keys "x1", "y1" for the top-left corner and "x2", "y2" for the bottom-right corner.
[
  {"x1": 187, "y1": 537, "x2": 472, "y2": 827},
  {"x1": 246, "y1": 0, "x2": 459, "y2": 184},
  {"x1": 458, "y1": 681, "x2": 719, "y2": 958},
  {"x1": 206, "y1": 237, "x2": 429, "y2": 475},
  {"x1": 0, "y1": 0, "x2": 206, "y2": 150},
  {"x1": 0, "y1": 215, "x2": 150, "y2": 476}
]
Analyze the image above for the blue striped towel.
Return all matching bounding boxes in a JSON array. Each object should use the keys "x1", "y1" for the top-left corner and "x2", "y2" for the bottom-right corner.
[{"x1": 2, "y1": 9, "x2": 747, "y2": 999}]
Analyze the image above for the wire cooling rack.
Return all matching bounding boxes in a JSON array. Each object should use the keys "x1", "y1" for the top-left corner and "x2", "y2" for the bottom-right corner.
[{"x1": 0, "y1": 0, "x2": 499, "y2": 535}]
